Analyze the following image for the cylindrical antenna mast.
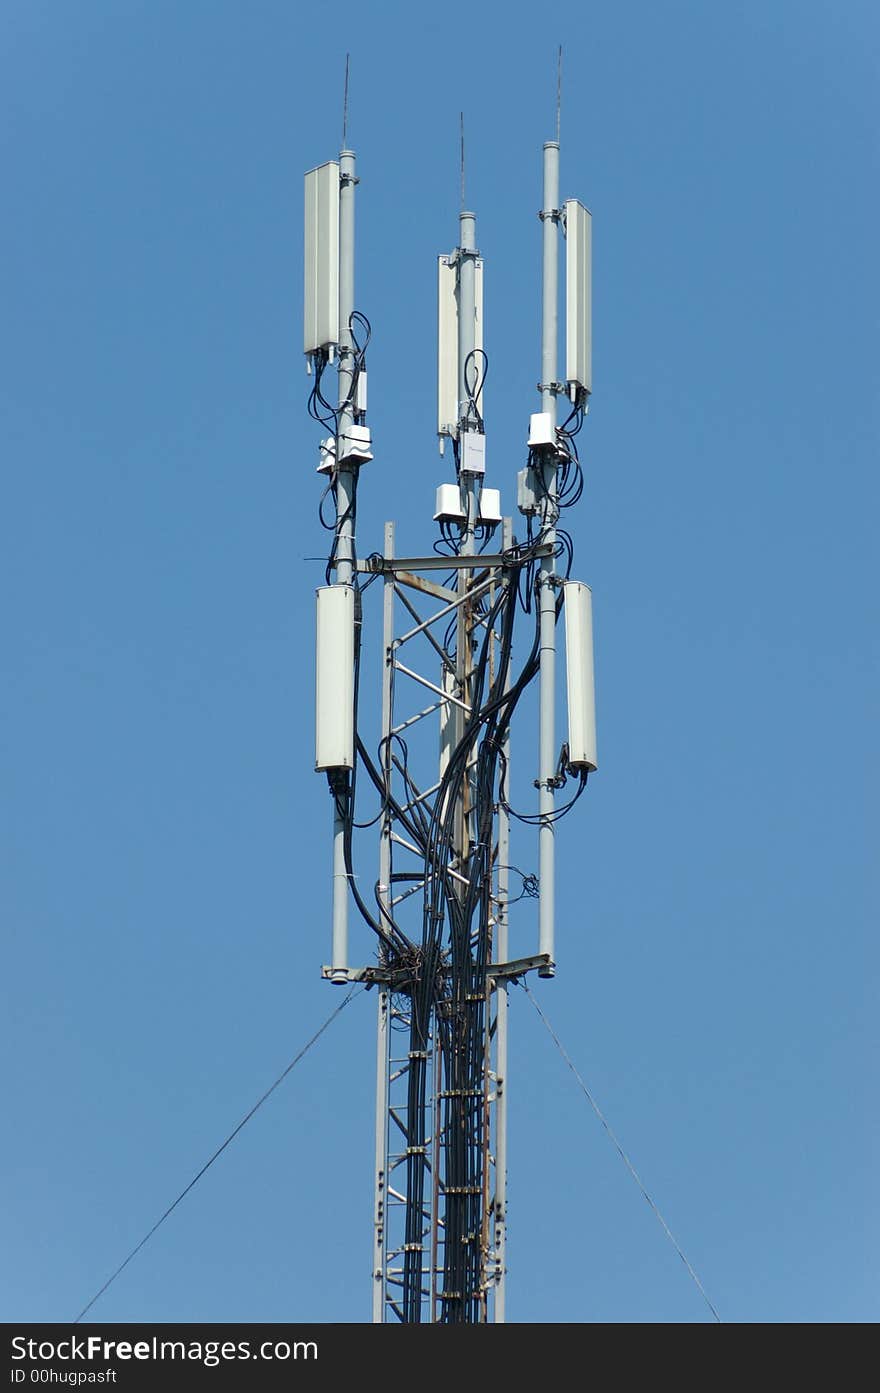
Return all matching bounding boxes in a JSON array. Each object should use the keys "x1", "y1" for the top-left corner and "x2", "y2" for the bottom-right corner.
[
  {"x1": 342, "y1": 53, "x2": 350, "y2": 148},
  {"x1": 329, "y1": 106, "x2": 357, "y2": 981},
  {"x1": 537, "y1": 130, "x2": 560, "y2": 976},
  {"x1": 457, "y1": 114, "x2": 480, "y2": 545},
  {"x1": 460, "y1": 111, "x2": 465, "y2": 212}
]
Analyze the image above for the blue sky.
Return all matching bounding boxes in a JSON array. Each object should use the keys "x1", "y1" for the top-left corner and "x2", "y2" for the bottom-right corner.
[{"x1": 1, "y1": 0, "x2": 877, "y2": 1323}]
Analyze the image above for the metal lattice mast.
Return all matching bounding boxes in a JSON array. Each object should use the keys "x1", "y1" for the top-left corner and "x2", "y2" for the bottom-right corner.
[
  {"x1": 364, "y1": 537, "x2": 524, "y2": 1320},
  {"x1": 305, "y1": 78, "x2": 595, "y2": 1323}
]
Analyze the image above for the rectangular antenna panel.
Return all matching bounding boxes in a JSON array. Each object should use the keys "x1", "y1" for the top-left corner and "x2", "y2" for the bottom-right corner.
[
  {"x1": 304, "y1": 162, "x2": 340, "y2": 355},
  {"x1": 564, "y1": 200, "x2": 592, "y2": 397},
  {"x1": 437, "y1": 258, "x2": 457, "y2": 435},
  {"x1": 437, "y1": 255, "x2": 484, "y2": 437},
  {"x1": 315, "y1": 585, "x2": 354, "y2": 771},
  {"x1": 563, "y1": 581, "x2": 597, "y2": 772}
]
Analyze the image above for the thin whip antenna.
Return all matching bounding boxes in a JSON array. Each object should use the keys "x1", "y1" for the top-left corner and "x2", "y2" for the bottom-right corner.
[
  {"x1": 521, "y1": 980, "x2": 723, "y2": 1324},
  {"x1": 460, "y1": 111, "x2": 465, "y2": 211},
  {"x1": 342, "y1": 53, "x2": 350, "y2": 147},
  {"x1": 556, "y1": 44, "x2": 562, "y2": 143}
]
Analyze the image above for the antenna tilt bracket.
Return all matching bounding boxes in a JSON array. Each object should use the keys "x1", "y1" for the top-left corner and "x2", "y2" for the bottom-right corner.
[
  {"x1": 321, "y1": 963, "x2": 410, "y2": 988},
  {"x1": 537, "y1": 207, "x2": 562, "y2": 222},
  {"x1": 536, "y1": 742, "x2": 573, "y2": 792},
  {"x1": 486, "y1": 953, "x2": 555, "y2": 982},
  {"x1": 446, "y1": 245, "x2": 481, "y2": 266}
]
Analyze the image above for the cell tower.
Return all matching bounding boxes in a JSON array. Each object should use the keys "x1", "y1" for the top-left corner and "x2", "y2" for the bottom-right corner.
[{"x1": 304, "y1": 84, "x2": 595, "y2": 1323}]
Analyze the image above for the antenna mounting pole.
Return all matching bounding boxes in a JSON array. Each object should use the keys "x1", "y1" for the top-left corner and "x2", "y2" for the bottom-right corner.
[
  {"x1": 328, "y1": 139, "x2": 357, "y2": 983},
  {"x1": 537, "y1": 133, "x2": 560, "y2": 975},
  {"x1": 342, "y1": 54, "x2": 351, "y2": 148}
]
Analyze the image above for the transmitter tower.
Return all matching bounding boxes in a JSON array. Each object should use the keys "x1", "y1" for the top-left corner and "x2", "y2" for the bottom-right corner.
[{"x1": 304, "y1": 105, "x2": 596, "y2": 1323}]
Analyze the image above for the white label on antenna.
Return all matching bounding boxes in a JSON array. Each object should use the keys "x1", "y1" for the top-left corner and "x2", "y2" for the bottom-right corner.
[
  {"x1": 565, "y1": 199, "x2": 592, "y2": 396},
  {"x1": 304, "y1": 162, "x2": 340, "y2": 355}
]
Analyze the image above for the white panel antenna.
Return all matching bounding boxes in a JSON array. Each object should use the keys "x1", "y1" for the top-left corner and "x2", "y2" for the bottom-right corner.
[
  {"x1": 315, "y1": 584, "x2": 355, "y2": 770},
  {"x1": 564, "y1": 199, "x2": 591, "y2": 399},
  {"x1": 437, "y1": 257, "x2": 458, "y2": 438},
  {"x1": 304, "y1": 162, "x2": 340, "y2": 356},
  {"x1": 563, "y1": 580, "x2": 597, "y2": 772},
  {"x1": 437, "y1": 255, "x2": 484, "y2": 439}
]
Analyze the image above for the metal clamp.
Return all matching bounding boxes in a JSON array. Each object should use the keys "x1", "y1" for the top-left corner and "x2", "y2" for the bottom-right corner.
[{"x1": 486, "y1": 953, "x2": 554, "y2": 982}]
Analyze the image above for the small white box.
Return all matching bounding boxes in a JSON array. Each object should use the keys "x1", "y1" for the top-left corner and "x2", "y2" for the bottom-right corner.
[
  {"x1": 528, "y1": 412, "x2": 555, "y2": 448},
  {"x1": 517, "y1": 466, "x2": 540, "y2": 515},
  {"x1": 338, "y1": 424, "x2": 373, "y2": 465},
  {"x1": 434, "y1": 483, "x2": 465, "y2": 523},
  {"x1": 460, "y1": 431, "x2": 486, "y2": 475},
  {"x1": 317, "y1": 437, "x2": 336, "y2": 474},
  {"x1": 478, "y1": 487, "x2": 501, "y2": 526}
]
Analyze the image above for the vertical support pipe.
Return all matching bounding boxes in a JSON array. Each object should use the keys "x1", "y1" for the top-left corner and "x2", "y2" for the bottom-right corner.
[
  {"x1": 372, "y1": 988, "x2": 390, "y2": 1320},
  {"x1": 329, "y1": 783, "x2": 350, "y2": 981},
  {"x1": 458, "y1": 209, "x2": 480, "y2": 552},
  {"x1": 336, "y1": 150, "x2": 358, "y2": 584},
  {"x1": 458, "y1": 211, "x2": 477, "y2": 437},
  {"x1": 329, "y1": 148, "x2": 357, "y2": 981},
  {"x1": 456, "y1": 210, "x2": 479, "y2": 881},
  {"x1": 372, "y1": 521, "x2": 395, "y2": 1321},
  {"x1": 538, "y1": 140, "x2": 559, "y2": 976},
  {"x1": 493, "y1": 517, "x2": 513, "y2": 1321},
  {"x1": 430, "y1": 1029, "x2": 441, "y2": 1321}
]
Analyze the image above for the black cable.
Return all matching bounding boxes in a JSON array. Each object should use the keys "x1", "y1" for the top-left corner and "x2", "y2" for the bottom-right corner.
[
  {"x1": 499, "y1": 758, "x2": 589, "y2": 826},
  {"x1": 462, "y1": 348, "x2": 488, "y2": 432},
  {"x1": 497, "y1": 865, "x2": 540, "y2": 904}
]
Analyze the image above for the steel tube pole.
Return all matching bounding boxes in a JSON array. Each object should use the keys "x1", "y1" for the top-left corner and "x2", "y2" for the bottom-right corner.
[
  {"x1": 336, "y1": 149, "x2": 358, "y2": 578},
  {"x1": 371, "y1": 988, "x2": 389, "y2": 1320},
  {"x1": 372, "y1": 523, "x2": 395, "y2": 1319},
  {"x1": 456, "y1": 210, "x2": 479, "y2": 880},
  {"x1": 458, "y1": 211, "x2": 477, "y2": 434},
  {"x1": 538, "y1": 140, "x2": 559, "y2": 975},
  {"x1": 329, "y1": 148, "x2": 357, "y2": 981},
  {"x1": 493, "y1": 516, "x2": 513, "y2": 1320},
  {"x1": 458, "y1": 209, "x2": 479, "y2": 551}
]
